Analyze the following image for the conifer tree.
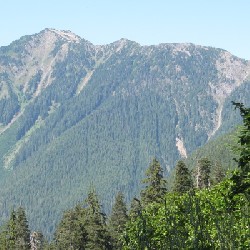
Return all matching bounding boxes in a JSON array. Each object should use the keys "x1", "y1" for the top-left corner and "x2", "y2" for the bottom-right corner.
[
  {"x1": 7, "y1": 209, "x2": 17, "y2": 249},
  {"x1": 195, "y1": 158, "x2": 211, "y2": 189},
  {"x1": 85, "y1": 189, "x2": 110, "y2": 250},
  {"x1": 15, "y1": 207, "x2": 31, "y2": 250},
  {"x1": 129, "y1": 198, "x2": 142, "y2": 219},
  {"x1": 108, "y1": 192, "x2": 128, "y2": 249},
  {"x1": 54, "y1": 206, "x2": 87, "y2": 249},
  {"x1": 140, "y1": 158, "x2": 167, "y2": 206},
  {"x1": 2, "y1": 207, "x2": 30, "y2": 249},
  {"x1": 173, "y1": 160, "x2": 193, "y2": 193},
  {"x1": 230, "y1": 102, "x2": 250, "y2": 200},
  {"x1": 232, "y1": 102, "x2": 250, "y2": 174}
]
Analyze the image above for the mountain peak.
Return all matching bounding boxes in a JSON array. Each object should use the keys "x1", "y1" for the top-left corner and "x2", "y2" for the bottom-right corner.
[
  {"x1": 0, "y1": 30, "x2": 250, "y2": 238},
  {"x1": 42, "y1": 28, "x2": 82, "y2": 43}
]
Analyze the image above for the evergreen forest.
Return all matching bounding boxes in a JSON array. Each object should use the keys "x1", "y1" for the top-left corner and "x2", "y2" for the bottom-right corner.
[
  {"x1": 0, "y1": 102, "x2": 249, "y2": 249},
  {"x1": 1, "y1": 29, "x2": 250, "y2": 236}
]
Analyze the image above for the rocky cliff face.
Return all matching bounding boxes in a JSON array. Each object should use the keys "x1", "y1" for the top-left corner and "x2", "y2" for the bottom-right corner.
[{"x1": 0, "y1": 29, "x2": 249, "y2": 235}]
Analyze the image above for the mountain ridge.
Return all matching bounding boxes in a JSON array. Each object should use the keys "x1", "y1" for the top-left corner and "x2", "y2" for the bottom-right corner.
[
  {"x1": 0, "y1": 29, "x2": 249, "y2": 235},
  {"x1": 1, "y1": 28, "x2": 250, "y2": 168}
]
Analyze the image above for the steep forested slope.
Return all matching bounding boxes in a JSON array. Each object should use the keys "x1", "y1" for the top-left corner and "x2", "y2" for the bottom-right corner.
[
  {"x1": 185, "y1": 127, "x2": 239, "y2": 171},
  {"x1": 0, "y1": 29, "x2": 249, "y2": 235}
]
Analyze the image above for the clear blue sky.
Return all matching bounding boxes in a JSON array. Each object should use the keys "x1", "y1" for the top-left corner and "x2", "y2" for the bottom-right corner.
[{"x1": 1, "y1": 0, "x2": 250, "y2": 59}]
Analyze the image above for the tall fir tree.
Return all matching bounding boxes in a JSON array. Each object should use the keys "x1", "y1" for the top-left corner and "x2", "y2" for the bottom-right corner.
[
  {"x1": 15, "y1": 207, "x2": 31, "y2": 250},
  {"x1": 85, "y1": 189, "x2": 110, "y2": 250},
  {"x1": 232, "y1": 102, "x2": 250, "y2": 174},
  {"x1": 108, "y1": 192, "x2": 128, "y2": 249},
  {"x1": 140, "y1": 158, "x2": 167, "y2": 206},
  {"x1": 230, "y1": 102, "x2": 250, "y2": 200},
  {"x1": 54, "y1": 206, "x2": 87, "y2": 249},
  {"x1": 6, "y1": 209, "x2": 17, "y2": 249},
  {"x1": 195, "y1": 158, "x2": 211, "y2": 189},
  {"x1": 173, "y1": 160, "x2": 193, "y2": 193},
  {"x1": 1, "y1": 207, "x2": 31, "y2": 249}
]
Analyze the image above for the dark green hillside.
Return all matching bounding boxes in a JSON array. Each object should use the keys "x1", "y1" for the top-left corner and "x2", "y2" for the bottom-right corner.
[
  {"x1": 0, "y1": 29, "x2": 249, "y2": 236},
  {"x1": 1, "y1": 103, "x2": 249, "y2": 248},
  {"x1": 167, "y1": 127, "x2": 239, "y2": 190},
  {"x1": 185, "y1": 127, "x2": 239, "y2": 171}
]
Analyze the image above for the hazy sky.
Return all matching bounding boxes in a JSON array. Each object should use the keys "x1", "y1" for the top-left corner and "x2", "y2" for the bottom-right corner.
[{"x1": 1, "y1": 0, "x2": 250, "y2": 59}]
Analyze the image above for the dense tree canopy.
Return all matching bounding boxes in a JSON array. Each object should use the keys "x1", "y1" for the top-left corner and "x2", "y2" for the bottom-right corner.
[
  {"x1": 0, "y1": 104, "x2": 249, "y2": 249},
  {"x1": 140, "y1": 158, "x2": 167, "y2": 206},
  {"x1": 0, "y1": 207, "x2": 30, "y2": 249}
]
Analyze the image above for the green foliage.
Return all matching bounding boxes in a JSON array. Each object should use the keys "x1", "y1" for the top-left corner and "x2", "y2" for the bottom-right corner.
[
  {"x1": 185, "y1": 127, "x2": 239, "y2": 176},
  {"x1": 0, "y1": 74, "x2": 20, "y2": 125},
  {"x1": 195, "y1": 157, "x2": 211, "y2": 189},
  {"x1": 0, "y1": 207, "x2": 31, "y2": 250},
  {"x1": 108, "y1": 192, "x2": 128, "y2": 249},
  {"x1": 140, "y1": 158, "x2": 167, "y2": 206},
  {"x1": 128, "y1": 198, "x2": 143, "y2": 219},
  {"x1": 229, "y1": 102, "x2": 250, "y2": 202},
  {"x1": 122, "y1": 103, "x2": 250, "y2": 249},
  {"x1": 0, "y1": 30, "x2": 249, "y2": 238},
  {"x1": 232, "y1": 102, "x2": 250, "y2": 174},
  {"x1": 84, "y1": 190, "x2": 110, "y2": 250},
  {"x1": 15, "y1": 207, "x2": 31, "y2": 249},
  {"x1": 54, "y1": 206, "x2": 87, "y2": 249},
  {"x1": 6, "y1": 209, "x2": 17, "y2": 249},
  {"x1": 123, "y1": 182, "x2": 250, "y2": 249},
  {"x1": 53, "y1": 189, "x2": 112, "y2": 249},
  {"x1": 173, "y1": 160, "x2": 193, "y2": 193},
  {"x1": 0, "y1": 105, "x2": 248, "y2": 249},
  {"x1": 212, "y1": 162, "x2": 226, "y2": 185}
]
